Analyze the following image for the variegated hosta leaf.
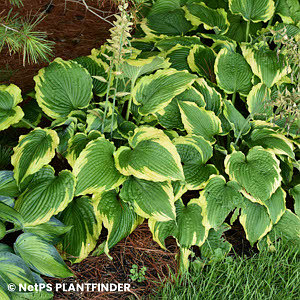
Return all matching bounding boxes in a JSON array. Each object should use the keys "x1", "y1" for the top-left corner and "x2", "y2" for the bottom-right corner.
[
  {"x1": 199, "y1": 175, "x2": 244, "y2": 229},
  {"x1": 114, "y1": 126, "x2": 184, "y2": 182},
  {"x1": 166, "y1": 45, "x2": 191, "y2": 71},
  {"x1": 229, "y1": 0, "x2": 275, "y2": 23},
  {"x1": 258, "y1": 209, "x2": 300, "y2": 251},
  {"x1": 241, "y1": 43, "x2": 291, "y2": 88},
  {"x1": 93, "y1": 190, "x2": 143, "y2": 257},
  {"x1": 24, "y1": 217, "x2": 72, "y2": 245},
  {"x1": 184, "y1": 2, "x2": 229, "y2": 34},
  {"x1": 0, "y1": 171, "x2": 19, "y2": 197},
  {"x1": 142, "y1": 8, "x2": 192, "y2": 37},
  {"x1": 247, "y1": 128, "x2": 295, "y2": 159},
  {"x1": 132, "y1": 69, "x2": 197, "y2": 116},
  {"x1": 172, "y1": 181, "x2": 187, "y2": 201},
  {"x1": 0, "y1": 252, "x2": 36, "y2": 294},
  {"x1": 187, "y1": 45, "x2": 216, "y2": 82},
  {"x1": 275, "y1": 0, "x2": 300, "y2": 24},
  {"x1": 122, "y1": 56, "x2": 171, "y2": 83},
  {"x1": 215, "y1": 48, "x2": 253, "y2": 95},
  {"x1": 194, "y1": 78, "x2": 222, "y2": 115},
  {"x1": 247, "y1": 83, "x2": 273, "y2": 120},
  {"x1": 0, "y1": 202, "x2": 23, "y2": 227},
  {"x1": 120, "y1": 176, "x2": 176, "y2": 222},
  {"x1": 225, "y1": 146, "x2": 282, "y2": 203},
  {"x1": 34, "y1": 58, "x2": 93, "y2": 119},
  {"x1": 14, "y1": 233, "x2": 73, "y2": 277},
  {"x1": 73, "y1": 137, "x2": 125, "y2": 196},
  {"x1": 179, "y1": 101, "x2": 222, "y2": 142},
  {"x1": 149, "y1": 198, "x2": 209, "y2": 250},
  {"x1": 11, "y1": 128, "x2": 59, "y2": 185},
  {"x1": 155, "y1": 36, "x2": 202, "y2": 51},
  {"x1": 200, "y1": 224, "x2": 232, "y2": 260},
  {"x1": 225, "y1": 13, "x2": 262, "y2": 42},
  {"x1": 223, "y1": 99, "x2": 251, "y2": 137},
  {"x1": 15, "y1": 166, "x2": 75, "y2": 227},
  {"x1": 174, "y1": 135, "x2": 217, "y2": 189},
  {"x1": 156, "y1": 87, "x2": 205, "y2": 130},
  {"x1": 86, "y1": 108, "x2": 117, "y2": 133},
  {"x1": 0, "y1": 84, "x2": 24, "y2": 131},
  {"x1": 65, "y1": 131, "x2": 102, "y2": 168},
  {"x1": 240, "y1": 199, "x2": 272, "y2": 245},
  {"x1": 58, "y1": 196, "x2": 101, "y2": 263},
  {"x1": 290, "y1": 185, "x2": 300, "y2": 216},
  {"x1": 73, "y1": 55, "x2": 109, "y2": 96},
  {"x1": 52, "y1": 117, "x2": 77, "y2": 157},
  {"x1": 264, "y1": 187, "x2": 286, "y2": 224}
]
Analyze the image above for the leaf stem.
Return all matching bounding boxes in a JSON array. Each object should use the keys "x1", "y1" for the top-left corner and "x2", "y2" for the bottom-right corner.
[
  {"x1": 232, "y1": 92, "x2": 236, "y2": 105},
  {"x1": 245, "y1": 20, "x2": 251, "y2": 43},
  {"x1": 125, "y1": 82, "x2": 135, "y2": 121},
  {"x1": 21, "y1": 118, "x2": 36, "y2": 129}
]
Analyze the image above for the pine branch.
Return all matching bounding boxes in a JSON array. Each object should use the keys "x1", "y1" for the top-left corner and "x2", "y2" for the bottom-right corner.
[{"x1": 0, "y1": 12, "x2": 54, "y2": 65}]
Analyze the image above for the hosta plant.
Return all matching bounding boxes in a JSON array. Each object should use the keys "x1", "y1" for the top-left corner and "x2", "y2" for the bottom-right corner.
[{"x1": 0, "y1": 0, "x2": 300, "y2": 297}]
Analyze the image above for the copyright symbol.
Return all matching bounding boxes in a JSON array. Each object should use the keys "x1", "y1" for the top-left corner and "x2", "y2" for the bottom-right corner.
[{"x1": 7, "y1": 283, "x2": 16, "y2": 292}]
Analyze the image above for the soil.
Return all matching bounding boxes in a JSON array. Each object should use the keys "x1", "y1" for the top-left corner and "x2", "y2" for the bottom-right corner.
[{"x1": 0, "y1": 0, "x2": 114, "y2": 92}]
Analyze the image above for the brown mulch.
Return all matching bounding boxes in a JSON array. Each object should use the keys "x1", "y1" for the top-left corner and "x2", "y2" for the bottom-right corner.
[
  {"x1": 45, "y1": 222, "x2": 179, "y2": 300},
  {"x1": 0, "y1": 0, "x2": 114, "y2": 92}
]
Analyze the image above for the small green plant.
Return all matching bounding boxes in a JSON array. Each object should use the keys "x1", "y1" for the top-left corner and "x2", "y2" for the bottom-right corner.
[{"x1": 129, "y1": 264, "x2": 147, "y2": 282}]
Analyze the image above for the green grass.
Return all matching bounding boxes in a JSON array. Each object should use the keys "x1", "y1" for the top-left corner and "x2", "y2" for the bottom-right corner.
[{"x1": 154, "y1": 244, "x2": 299, "y2": 300}]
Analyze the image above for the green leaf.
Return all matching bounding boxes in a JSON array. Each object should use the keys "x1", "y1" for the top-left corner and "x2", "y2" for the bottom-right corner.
[
  {"x1": 73, "y1": 137, "x2": 125, "y2": 196},
  {"x1": 11, "y1": 128, "x2": 59, "y2": 185},
  {"x1": 132, "y1": 69, "x2": 197, "y2": 116},
  {"x1": 247, "y1": 128, "x2": 295, "y2": 159},
  {"x1": 275, "y1": 0, "x2": 300, "y2": 24},
  {"x1": 156, "y1": 87, "x2": 205, "y2": 130},
  {"x1": 241, "y1": 43, "x2": 291, "y2": 88},
  {"x1": 194, "y1": 78, "x2": 222, "y2": 115},
  {"x1": 15, "y1": 166, "x2": 75, "y2": 227},
  {"x1": 290, "y1": 185, "x2": 300, "y2": 216},
  {"x1": 199, "y1": 175, "x2": 244, "y2": 229},
  {"x1": 174, "y1": 135, "x2": 217, "y2": 189},
  {"x1": 122, "y1": 56, "x2": 171, "y2": 83},
  {"x1": 225, "y1": 13, "x2": 262, "y2": 42},
  {"x1": 229, "y1": 0, "x2": 275, "y2": 22},
  {"x1": 200, "y1": 224, "x2": 232, "y2": 260},
  {"x1": 225, "y1": 147, "x2": 282, "y2": 203},
  {"x1": 0, "y1": 202, "x2": 23, "y2": 227},
  {"x1": 178, "y1": 101, "x2": 222, "y2": 142},
  {"x1": 155, "y1": 36, "x2": 202, "y2": 51},
  {"x1": 65, "y1": 131, "x2": 102, "y2": 168},
  {"x1": 24, "y1": 217, "x2": 73, "y2": 244},
  {"x1": 0, "y1": 221, "x2": 5, "y2": 240},
  {"x1": 264, "y1": 187, "x2": 286, "y2": 224},
  {"x1": 142, "y1": 9, "x2": 193, "y2": 37},
  {"x1": 74, "y1": 55, "x2": 109, "y2": 96},
  {"x1": 86, "y1": 108, "x2": 117, "y2": 134},
  {"x1": 120, "y1": 176, "x2": 176, "y2": 221},
  {"x1": 0, "y1": 84, "x2": 24, "y2": 131},
  {"x1": 166, "y1": 45, "x2": 192, "y2": 71},
  {"x1": 258, "y1": 209, "x2": 300, "y2": 250},
  {"x1": 149, "y1": 198, "x2": 209, "y2": 250},
  {"x1": 240, "y1": 199, "x2": 272, "y2": 245},
  {"x1": 14, "y1": 233, "x2": 73, "y2": 277},
  {"x1": 0, "y1": 252, "x2": 35, "y2": 292},
  {"x1": 247, "y1": 83, "x2": 273, "y2": 120},
  {"x1": 215, "y1": 48, "x2": 253, "y2": 95},
  {"x1": 187, "y1": 45, "x2": 216, "y2": 82},
  {"x1": 0, "y1": 171, "x2": 19, "y2": 197},
  {"x1": 93, "y1": 190, "x2": 142, "y2": 257},
  {"x1": 114, "y1": 126, "x2": 184, "y2": 182},
  {"x1": 57, "y1": 196, "x2": 101, "y2": 263},
  {"x1": 184, "y1": 2, "x2": 229, "y2": 34},
  {"x1": 34, "y1": 58, "x2": 93, "y2": 119},
  {"x1": 223, "y1": 99, "x2": 251, "y2": 137}
]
